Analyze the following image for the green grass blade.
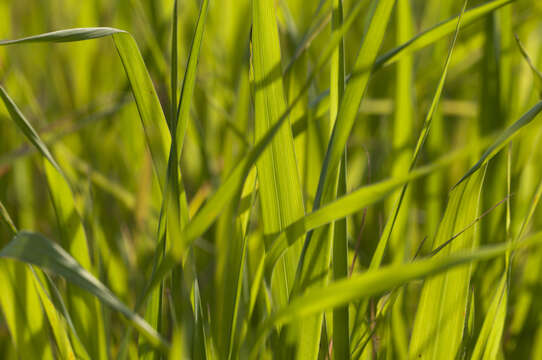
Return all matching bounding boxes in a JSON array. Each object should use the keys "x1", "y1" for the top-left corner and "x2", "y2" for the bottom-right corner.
[
  {"x1": 141, "y1": 1, "x2": 207, "y2": 357},
  {"x1": 0, "y1": 26, "x2": 172, "y2": 193},
  {"x1": 0, "y1": 201, "x2": 17, "y2": 235},
  {"x1": 454, "y1": 101, "x2": 542, "y2": 188},
  {"x1": 0, "y1": 231, "x2": 168, "y2": 352},
  {"x1": 0, "y1": 27, "x2": 125, "y2": 44},
  {"x1": 470, "y1": 275, "x2": 507, "y2": 360},
  {"x1": 170, "y1": 0, "x2": 179, "y2": 129},
  {"x1": 0, "y1": 86, "x2": 63, "y2": 175},
  {"x1": 374, "y1": 0, "x2": 515, "y2": 70},
  {"x1": 31, "y1": 269, "x2": 90, "y2": 360},
  {"x1": 252, "y1": 0, "x2": 305, "y2": 309},
  {"x1": 174, "y1": 0, "x2": 208, "y2": 157},
  {"x1": 112, "y1": 33, "x2": 171, "y2": 190},
  {"x1": 250, "y1": 232, "x2": 542, "y2": 356},
  {"x1": 265, "y1": 139, "x2": 489, "y2": 273},
  {"x1": 0, "y1": 201, "x2": 88, "y2": 359},
  {"x1": 514, "y1": 34, "x2": 542, "y2": 97},
  {"x1": 330, "y1": 0, "x2": 349, "y2": 358},
  {"x1": 0, "y1": 86, "x2": 108, "y2": 359},
  {"x1": 369, "y1": 0, "x2": 466, "y2": 273},
  {"x1": 409, "y1": 169, "x2": 486, "y2": 360}
]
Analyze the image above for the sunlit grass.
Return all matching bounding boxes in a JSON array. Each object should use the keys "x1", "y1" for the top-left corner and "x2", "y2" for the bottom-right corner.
[{"x1": 1, "y1": 0, "x2": 542, "y2": 359}]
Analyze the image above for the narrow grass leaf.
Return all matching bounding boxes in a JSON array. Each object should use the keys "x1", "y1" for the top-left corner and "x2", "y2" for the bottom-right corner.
[
  {"x1": 374, "y1": 0, "x2": 515, "y2": 70},
  {"x1": 330, "y1": 0, "x2": 349, "y2": 358},
  {"x1": 252, "y1": 0, "x2": 305, "y2": 310},
  {"x1": 0, "y1": 27, "x2": 171, "y2": 191},
  {"x1": 454, "y1": 101, "x2": 542, "y2": 188},
  {"x1": 409, "y1": 169, "x2": 486, "y2": 360},
  {"x1": 370, "y1": 0, "x2": 466, "y2": 273},
  {"x1": 0, "y1": 231, "x2": 168, "y2": 352},
  {"x1": 0, "y1": 85, "x2": 107, "y2": 359},
  {"x1": 251, "y1": 232, "x2": 542, "y2": 356}
]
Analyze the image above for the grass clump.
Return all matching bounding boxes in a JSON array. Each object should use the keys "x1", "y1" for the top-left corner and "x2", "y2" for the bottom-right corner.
[{"x1": 1, "y1": 0, "x2": 542, "y2": 359}]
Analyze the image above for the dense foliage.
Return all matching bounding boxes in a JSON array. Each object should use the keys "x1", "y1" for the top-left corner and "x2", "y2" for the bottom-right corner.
[{"x1": 1, "y1": 0, "x2": 542, "y2": 358}]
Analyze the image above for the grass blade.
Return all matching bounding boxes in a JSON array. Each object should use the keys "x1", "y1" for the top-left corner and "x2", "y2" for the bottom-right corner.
[
  {"x1": 293, "y1": 1, "x2": 395, "y2": 355},
  {"x1": 409, "y1": 169, "x2": 486, "y2": 359},
  {"x1": 374, "y1": 0, "x2": 515, "y2": 70},
  {"x1": 454, "y1": 100, "x2": 542, "y2": 188},
  {"x1": 251, "y1": 0, "x2": 305, "y2": 311},
  {"x1": 0, "y1": 231, "x2": 168, "y2": 352},
  {"x1": 251, "y1": 231, "x2": 542, "y2": 356},
  {"x1": 0, "y1": 85, "x2": 108, "y2": 359},
  {"x1": 329, "y1": 0, "x2": 349, "y2": 358}
]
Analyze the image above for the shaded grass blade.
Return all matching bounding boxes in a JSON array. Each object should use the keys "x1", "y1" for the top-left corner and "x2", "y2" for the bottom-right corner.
[
  {"x1": 251, "y1": 0, "x2": 305, "y2": 310},
  {"x1": 0, "y1": 231, "x2": 168, "y2": 352},
  {"x1": 409, "y1": 169, "x2": 486, "y2": 359},
  {"x1": 454, "y1": 100, "x2": 542, "y2": 188},
  {"x1": 0, "y1": 85, "x2": 108, "y2": 359},
  {"x1": 250, "y1": 231, "x2": 542, "y2": 356},
  {"x1": 293, "y1": 2, "x2": 396, "y2": 355}
]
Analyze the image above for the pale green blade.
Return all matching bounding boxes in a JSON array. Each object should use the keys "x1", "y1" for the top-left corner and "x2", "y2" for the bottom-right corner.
[
  {"x1": 374, "y1": 0, "x2": 515, "y2": 70},
  {"x1": 31, "y1": 269, "x2": 91, "y2": 360},
  {"x1": 0, "y1": 85, "x2": 107, "y2": 359},
  {"x1": 292, "y1": 1, "x2": 395, "y2": 357},
  {"x1": 0, "y1": 26, "x2": 172, "y2": 193},
  {"x1": 250, "y1": 232, "x2": 542, "y2": 356},
  {"x1": 251, "y1": 0, "x2": 305, "y2": 309},
  {"x1": 330, "y1": 0, "x2": 349, "y2": 358},
  {"x1": 174, "y1": 0, "x2": 208, "y2": 156},
  {"x1": 454, "y1": 101, "x2": 542, "y2": 188},
  {"x1": 470, "y1": 275, "x2": 507, "y2": 360},
  {"x1": 409, "y1": 169, "x2": 486, "y2": 360},
  {"x1": 0, "y1": 231, "x2": 168, "y2": 352}
]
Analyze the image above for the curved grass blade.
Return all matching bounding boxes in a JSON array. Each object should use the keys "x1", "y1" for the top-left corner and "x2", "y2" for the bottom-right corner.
[
  {"x1": 409, "y1": 169, "x2": 486, "y2": 360},
  {"x1": 0, "y1": 202, "x2": 88, "y2": 359},
  {"x1": 0, "y1": 231, "x2": 168, "y2": 352},
  {"x1": 293, "y1": 2, "x2": 395, "y2": 355},
  {"x1": 370, "y1": 0, "x2": 467, "y2": 274},
  {"x1": 0, "y1": 200, "x2": 17, "y2": 235},
  {"x1": 470, "y1": 275, "x2": 507, "y2": 360},
  {"x1": 249, "y1": 231, "x2": 542, "y2": 357},
  {"x1": 0, "y1": 27, "x2": 171, "y2": 192},
  {"x1": 141, "y1": 2, "x2": 208, "y2": 357},
  {"x1": 454, "y1": 100, "x2": 542, "y2": 188},
  {"x1": 0, "y1": 27, "x2": 125, "y2": 44},
  {"x1": 373, "y1": 0, "x2": 515, "y2": 71},
  {"x1": 264, "y1": 139, "x2": 490, "y2": 274},
  {"x1": 0, "y1": 85, "x2": 108, "y2": 359},
  {"x1": 514, "y1": 34, "x2": 542, "y2": 98}
]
